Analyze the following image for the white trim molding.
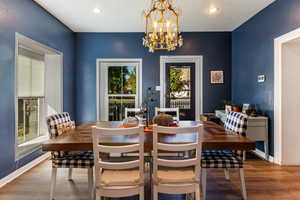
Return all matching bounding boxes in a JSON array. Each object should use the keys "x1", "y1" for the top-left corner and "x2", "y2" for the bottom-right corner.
[
  {"x1": 253, "y1": 149, "x2": 274, "y2": 163},
  {"x1": 96, "y1": 58, "x2": 143, "y2": 121},
  {"x1": 274, "y1": 27, "x2": 300, "y2": 165},
  {"x1": 0, "y1": 153, "x2": 50, "y2": 188},
  {"x1": 160, "y1": 55, "x2": 203, "y2": 120}
]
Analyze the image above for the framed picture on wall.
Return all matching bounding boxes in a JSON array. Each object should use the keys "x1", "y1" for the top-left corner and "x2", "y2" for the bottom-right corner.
[{"x1": 210, "y1": 70, "x2": 224, "y2": 84}]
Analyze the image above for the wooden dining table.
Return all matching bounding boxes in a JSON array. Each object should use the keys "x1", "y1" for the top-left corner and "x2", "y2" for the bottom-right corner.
[{"x1": 42, "y1": 121, "x2": 255, "y2": 152}]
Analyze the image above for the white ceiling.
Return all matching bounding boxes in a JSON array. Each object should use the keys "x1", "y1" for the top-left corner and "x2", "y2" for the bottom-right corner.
[{"x1": 33, "y1": 0, "x2": 275, "y2": 32}]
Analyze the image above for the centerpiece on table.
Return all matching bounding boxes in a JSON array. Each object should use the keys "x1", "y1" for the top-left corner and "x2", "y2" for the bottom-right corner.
[{"x1": 139, "y1": 87, "x2": 158, "y2": 127}]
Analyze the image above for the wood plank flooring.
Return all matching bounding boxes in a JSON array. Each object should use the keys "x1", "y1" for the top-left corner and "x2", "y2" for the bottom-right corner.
[{"x1": 1, "y1": 155, "x2": 300, "y2": 200}]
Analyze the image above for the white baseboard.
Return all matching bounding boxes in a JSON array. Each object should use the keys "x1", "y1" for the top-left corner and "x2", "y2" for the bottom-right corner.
[
  {"x1": 253, "y1": 149, "x2": 274, "y2": 163},
  {"x1": 0, "y1": 153, "x2": 50, "y2": 188}
]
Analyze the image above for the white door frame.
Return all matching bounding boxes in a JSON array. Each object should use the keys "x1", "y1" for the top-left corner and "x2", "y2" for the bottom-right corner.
[
  {"x1": 96, "y1": 58, "x2": 143, "y2": 121},
  {"x1": 274, "y1": 27, "x2": 300, "y2": 165},
  {"x1": 160, "y1": 56, "x2": 203, "y2": 120}
]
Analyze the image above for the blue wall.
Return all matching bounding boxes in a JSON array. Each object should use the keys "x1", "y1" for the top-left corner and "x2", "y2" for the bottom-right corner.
[
  {"x1": 75, "y1": 32, "x2": 232, "y2": 124},
  {"x1": 232, "y1": 0, "x2": 300, "y2": 155},
  {"x1": 0, "y1": 0, "x2": 75, "y2": 179}
]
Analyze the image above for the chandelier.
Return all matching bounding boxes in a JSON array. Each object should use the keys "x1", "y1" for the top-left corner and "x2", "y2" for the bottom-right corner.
[{"x1": 143, "y1": 0, "x2": 183, "y2": 52}]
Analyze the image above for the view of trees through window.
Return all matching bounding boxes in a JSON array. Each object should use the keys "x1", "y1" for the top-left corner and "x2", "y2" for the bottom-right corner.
[
  {"x1": 108, "y1": 66, "x2": 137, "y2": 121},
  {"x1": 17, "y1": 98, "x2": 43, "y2": 145}
]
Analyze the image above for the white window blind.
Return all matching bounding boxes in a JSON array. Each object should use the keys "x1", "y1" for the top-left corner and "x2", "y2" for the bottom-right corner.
[{"x1": 17, "y1": 47, "x2": 45, "y2": 97}]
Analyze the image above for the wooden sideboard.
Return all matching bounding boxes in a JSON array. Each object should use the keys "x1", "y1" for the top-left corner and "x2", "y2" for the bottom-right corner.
[{"x1": 214, "y1": 110, "x2": 269, "y2": 160}]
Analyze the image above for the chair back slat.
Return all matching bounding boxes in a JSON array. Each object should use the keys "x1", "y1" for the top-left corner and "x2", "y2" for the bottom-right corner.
[
  {"x1": 99, "y1": 160, "x2": 140, "y2": 170},
  {"x1": 94, "y1": 126, "x2": 142, "y2": 136},
  {"x1": 157, "y1": 158, "x2": 198, "y2": 168},
  {"x1": 157, "y1": 143, "x2": 198, "y2": 152},
  {"x1": 98, "y1": 144, "x2": 140, "y2": 154},
  {"x1": 92, "y1": 125, "x2": 144, "y2": 186},
  {"x1": 153, "y1": 125, "x2": 199, "y2": 134},
  {"x1": 125, "y1": 108, "x2": 142, "y2": 118},
  {"x1": 152, "y1": 124, "x2": 202, "y2": 181},
  {"x1": 155, "y1": 107, "x2": 180, "y2": 122}
]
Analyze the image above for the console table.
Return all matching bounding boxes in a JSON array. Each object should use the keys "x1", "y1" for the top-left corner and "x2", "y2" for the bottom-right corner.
[{"x1": 215, "y1": 110, "x2": 269, "y2": 160}]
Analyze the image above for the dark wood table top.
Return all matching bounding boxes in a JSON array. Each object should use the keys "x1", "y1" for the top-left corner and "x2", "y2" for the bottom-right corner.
[{"x1": 42, "y1": 121, "x2": 255, "y2": 152}]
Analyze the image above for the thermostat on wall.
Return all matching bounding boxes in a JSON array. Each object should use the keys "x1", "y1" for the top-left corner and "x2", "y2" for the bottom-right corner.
[
  {"x1": 257, "y1": 75, "x2": 266, "y2": 83},
  {"x1": 155, "y1": 86, "x2": 161, "y2": 91}
]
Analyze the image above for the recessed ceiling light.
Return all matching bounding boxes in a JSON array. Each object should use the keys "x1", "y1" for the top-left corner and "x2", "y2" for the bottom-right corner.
[
  {"x1": 209, "y1": 7, "x2": 219, "y2": 15},
  {"x1": 93, "y1": 7, "x2": 101, "y2": 14}
]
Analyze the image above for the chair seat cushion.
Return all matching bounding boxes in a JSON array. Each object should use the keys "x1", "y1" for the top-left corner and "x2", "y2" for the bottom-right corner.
[
  {"x1": 154, "y1": 168, "x2": 197, "y2": 184},
  {"x1": 52, "y1": 151, "x2": 94, "y2": 168},
  {"x1": 201, "y1": 150, "x2": 243, "y2": 168},
  {"x1": 98, "y1": 169, "x2": 141, "y2": 186}
]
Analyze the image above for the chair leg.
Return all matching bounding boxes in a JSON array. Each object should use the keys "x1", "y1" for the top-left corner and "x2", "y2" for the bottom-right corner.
[
  {"x1": 68, "y1": 168, "x2": 73, "y2": 180},
  {"x1": 201, "y1": 169, "x2": 207, "y2": 200},
  {"x1": 224, "y1": 168, "x2": 230, "y2": 180},
  {"x1": 239, "y1": 168, "x2": 247, "y2": 200},
  {"x1": 50, "y1": 168, "x2": 57, "y2": 200},
  {"x1": 153, "y1": 185, "x2": 158, "y2": 200},
  {"x1": 195, "y1": 183, "x2": 200, "y2": 200},
  {"x1": 88, "y1": 168, "x2": 94, "y2": 200},
  {"x1": 139, "y1": 186, "x2": 144, "y2": 200}
]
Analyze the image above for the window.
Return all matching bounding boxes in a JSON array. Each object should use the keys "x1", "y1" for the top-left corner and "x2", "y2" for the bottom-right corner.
[
  {"x1": 17, "y1": 48, "x2": 46, "y2": 146},
  {"x1": 15, "y1": 33, "x2": 63, "y2": 160},
  {"x1": 98, "y1": 60, "x2": 142, "y2": 121},
  {"x1": 108, "y1": 66, "x2": 137, "y2": 121}
]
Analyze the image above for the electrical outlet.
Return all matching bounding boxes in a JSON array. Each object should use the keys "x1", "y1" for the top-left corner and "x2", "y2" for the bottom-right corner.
[{"x1": 258, "y1": 75, "x2": 266, "y2": 83}]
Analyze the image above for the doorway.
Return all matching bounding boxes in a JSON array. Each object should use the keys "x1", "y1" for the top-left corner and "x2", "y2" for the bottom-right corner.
[
  {"x1": 274, "y1": 28, "x2": 300, "y2": 165},
  {"x1": 160, "y1": 56, "x2": 203, "y2": 121},
  {"x1": 165, "y1": 63, "x2": 196, "y2": 120},
  {"x1": 97, "y1": 59, "x2": 142, "y2": 121}
]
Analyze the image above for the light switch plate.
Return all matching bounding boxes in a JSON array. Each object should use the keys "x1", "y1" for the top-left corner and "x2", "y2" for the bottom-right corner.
[{"x1": 258, "y1": 75, "x2": 266, "y2": 83}]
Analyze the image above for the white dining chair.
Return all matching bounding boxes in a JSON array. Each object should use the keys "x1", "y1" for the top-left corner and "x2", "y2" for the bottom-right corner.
[
  {"x1": 152, "y1": 124, "x2": 202, "y2": 200},
  {"x1": 155, "y1": 107, "x2": 180, "y2": 122},
  {"x1": 92, "y1": 125, "x2": 145, "y2": 200}
]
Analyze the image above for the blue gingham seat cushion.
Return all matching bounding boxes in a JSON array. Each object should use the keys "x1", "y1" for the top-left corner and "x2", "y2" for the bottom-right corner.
[
  {"x1": 52, "y1": 151, "x2": 94, "y2": 168},
  {"x1": 201, "y1": 150, "x2": 243, "y2": 168}
]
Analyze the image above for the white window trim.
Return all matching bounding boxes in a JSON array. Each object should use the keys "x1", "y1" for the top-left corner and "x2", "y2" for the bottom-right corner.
[
  {"x1": 160, "y1": 56, "x2": 203, "y2": 120},
  {"x1": 14, "y1": 33, "x2": 63, "y2": 161},
  {"x1": 96, "y1": 58, "x2": 143, "y2": 121}
]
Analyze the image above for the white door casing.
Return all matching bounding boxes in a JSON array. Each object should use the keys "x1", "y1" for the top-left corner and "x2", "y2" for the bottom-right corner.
[{"x1": 274, "y1": 27, "x2": 300, "y2": 165}]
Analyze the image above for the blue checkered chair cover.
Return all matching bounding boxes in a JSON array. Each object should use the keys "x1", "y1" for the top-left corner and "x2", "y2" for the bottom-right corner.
[
  {"x1": 46, "y1": 113, "x2": 94, "y2": 168},
  {"x1": 201, "y1": 112, "x2": 248, "y2": 168},
  {"x1": 46, "y1": 112, "x2": 72, "y2": 138},
  {"x1": 224, "y1": 112, "x2": 248, "y2": 137}
]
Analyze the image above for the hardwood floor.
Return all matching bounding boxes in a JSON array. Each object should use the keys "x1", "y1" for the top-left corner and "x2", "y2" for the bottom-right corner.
[{"x1": 1, "y1": 154, "x2": 300, "y2": 200}]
